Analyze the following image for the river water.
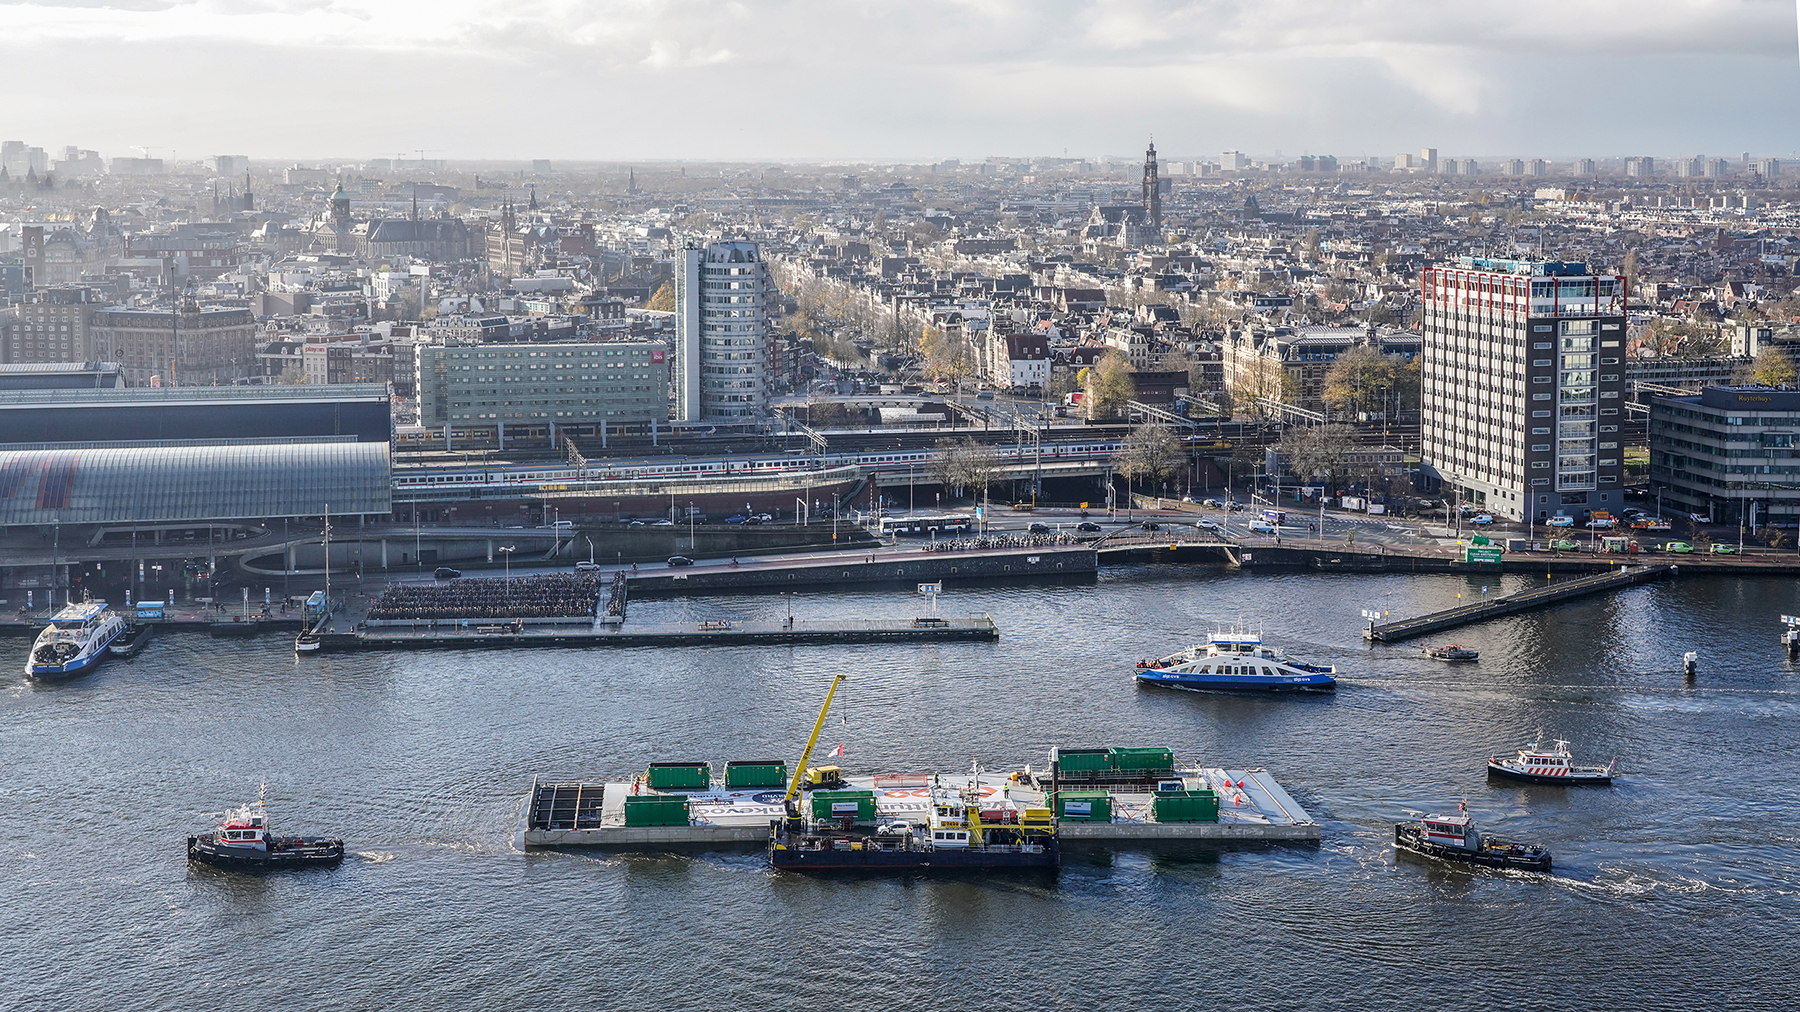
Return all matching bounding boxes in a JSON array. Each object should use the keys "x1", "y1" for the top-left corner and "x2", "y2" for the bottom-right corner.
[{"x1": 2, "y1": 566, "x2": 1796, "y2": 1010}]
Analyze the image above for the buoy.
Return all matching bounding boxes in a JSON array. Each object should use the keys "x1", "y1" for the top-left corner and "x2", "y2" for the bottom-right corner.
[{"x1": 1683, "y1": 651, "x2": 1698, "y2": 680}]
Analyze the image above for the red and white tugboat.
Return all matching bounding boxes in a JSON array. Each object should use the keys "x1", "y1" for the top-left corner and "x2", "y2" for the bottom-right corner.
[
  {"x1": 187, "y1": 784, "x2": 344, "y2": 871},
  {"x1": 1394, "y1": 802, "x2": 1551, "y2": 872},
  {"x1": 1487, "y1": 733, "x2": 1615, "y2": 785}
]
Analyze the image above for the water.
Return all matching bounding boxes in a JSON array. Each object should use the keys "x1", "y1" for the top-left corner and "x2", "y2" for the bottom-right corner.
[{"x1": 3, "y1": 568, "x2": 1798, "y2": 1010}]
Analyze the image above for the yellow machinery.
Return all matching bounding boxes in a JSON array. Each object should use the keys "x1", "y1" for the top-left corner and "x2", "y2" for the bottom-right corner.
[{"x1": 783, "y1": 673, "x2": 847, "y2": 813}]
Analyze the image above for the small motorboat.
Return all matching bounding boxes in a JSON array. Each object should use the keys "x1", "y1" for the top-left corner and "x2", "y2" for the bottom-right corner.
[
  {"x1": 1487, "y1": 733, "x2": 1615, "y2": 785},
  {"x1": 108, "y1": 624, "x2": 153, "y2": 658},
  {"x1": 1394, "y1": 803, "x2": 1551, "y2": 872},
  {"x1": 1425, "y1": 644, "x2": 1479, "y2": 662},
  {"x1": 187, "y1": 784, "x2": 344, "y2": 871}
]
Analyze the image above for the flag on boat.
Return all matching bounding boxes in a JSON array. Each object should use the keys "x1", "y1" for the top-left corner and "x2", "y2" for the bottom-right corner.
[{"x1": 832, "y1": 744, "x2": 844, "y2": 757}]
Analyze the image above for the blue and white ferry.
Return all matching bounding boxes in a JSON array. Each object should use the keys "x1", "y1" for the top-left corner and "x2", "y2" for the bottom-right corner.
[
  {"x1": 27, "y1": 601, "x2": 127, "y2": 679},
  {"x1": 1134, "y1": 628, "x2": 1337, "y2": 693}
]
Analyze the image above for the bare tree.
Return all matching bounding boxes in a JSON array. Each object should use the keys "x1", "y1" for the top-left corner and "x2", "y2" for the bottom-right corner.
[{"x1": 1114, "y1": 423, "x2": 1186, "y2": 503}]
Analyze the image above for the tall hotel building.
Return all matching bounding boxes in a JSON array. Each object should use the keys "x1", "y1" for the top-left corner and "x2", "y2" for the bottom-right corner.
[
  {"x1": 1420, "y1": 257, "x2": 1628, "y2": 522},
  {"x1": 675, "y1": 239, "x2": 769, "y2": 422}
]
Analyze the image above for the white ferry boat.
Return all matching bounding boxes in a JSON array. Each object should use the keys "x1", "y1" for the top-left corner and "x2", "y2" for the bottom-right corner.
[
  {"x1": 1487, "y1": 734, "x2": 1615, "y2": 785},
  {"x1": 27, "y1": 601, "x2": 127, "y2": 679},
  {"x1": 1134, "y1": 628, "x2": 1337, "y2": 692}
]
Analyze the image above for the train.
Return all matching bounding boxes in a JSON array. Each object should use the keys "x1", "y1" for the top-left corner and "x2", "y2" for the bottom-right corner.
[{"x1": 391, "y1": 437, "x2": 1238, "y2": 495}]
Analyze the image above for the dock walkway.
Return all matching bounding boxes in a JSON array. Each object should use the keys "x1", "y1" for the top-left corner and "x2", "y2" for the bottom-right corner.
[
  {"x1": 1365, "y1": 564, "x2": 1675, "y2": 642},
  {"x1": 327, "y1": 615, "x2": 999, "y2": 652}
]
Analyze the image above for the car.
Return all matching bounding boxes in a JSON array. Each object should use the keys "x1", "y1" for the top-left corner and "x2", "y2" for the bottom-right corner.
[
  {"x1": 723, "y1": 514, "x2": 747, "y2": 525},
  {"x1": 1196, "y1": 519, "x2": 1222, "y2": 531},
  {"x1": 1180, "y1": 495, "x2": 1196, "y2": 504},
  {"x1": 1076, "y1": 521, "x2": 1102, "y2": 533},
  {"x1": 574, "y1": 562, "x2": 601, "y2": 573},
  {"x1": 1546, "y1": 515, "x2": 1575, "y2": 528},
  {"x1": 652, "y1": 519, "x2": 675, "y2": 526},
  {"x1": 1470, "y1": 514, "x2": 1494, "y2": 525},
  {"x1": 1140, "y1": 521, "x2": 1161, "y2": 531},
  {"x1": 1202, "y1": 498, "x2": 1222, "y2": 508},
  {"x1": 1587, "y1": 518, "x2": 1615, "y2": 529},
  {"x1": 433, "y1": 567, "x2": 462, "y2": 579},
  {"x1": 666, "y1": 556, "x2": 695, "y2": 567},
  {"x1": 755, "y1": 513, "x2": 774, "y2": 522},
  {"x1": 1247, "y1": 519, "x2": 1277, "y2": 534},
  {"x1": 1665, "y1": 542, "x2": 1693, "y2": 554},
  {"x1": 1027, "y1": 522, "x2": 1051, "y2": 534},
  {"x1": 1552, "y1": 539, "x2": 1577, "y2": 551},
  {"x1": 1226, "y1": 502, "x2": 1246, "y2": 512},
  {"x1": 1709, "y1": 543, "x2": 1736, "y2": 554}
]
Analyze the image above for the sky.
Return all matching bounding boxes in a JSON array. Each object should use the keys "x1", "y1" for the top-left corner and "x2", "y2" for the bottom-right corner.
[{"x1": 1, "y1": 0, "x2": 1796, "y2": 164}]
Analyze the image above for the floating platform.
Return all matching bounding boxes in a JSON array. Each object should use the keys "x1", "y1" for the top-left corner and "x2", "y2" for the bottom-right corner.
[
  {"x1": 520, "y1": 767, "x2": 1318, "y2": 849},
  {"x1": 319, "y1": 615, "x2": 998, "y2": 652}
]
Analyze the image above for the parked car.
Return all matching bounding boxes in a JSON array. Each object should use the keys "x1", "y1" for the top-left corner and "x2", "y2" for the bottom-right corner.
[
  {"x1": 666, "y1": 556, "x2": 695, "y2": 567},
  {"x1": 1709, "y1": 543, "x2": 1736, "y2": 555},
  {"x1": 755, "y1": 513, "x2": 774, "y2": 522},
  {"x1": 433, "y1": 567, "x2": 462, "y2": 579},
  {"x1": 723, "y1": 514, "x2": 747, "y2": 525},
  {"x1": 1587, "y1": 518, "x2": 1615, "y2": 529},
  {"x1": 1470, "y1": 514, "x2": 1494, "y2": 525},
  {"x1": 574, "y1": 562, "x2": 601, "y2": 573},
  {"x1": 1551, "y1": 539, "x2": 1577, "y2": 552},
  {"x1": 652, "y1": 519, "x2": 674, "y2": 526},
  {"x1": 1546, "y1": 515, "x2": 1574, "y2": 528},
  {"x1": 1076, "y1": 521, "x2": 1102, "y2": 533},
  {"x1": 1665, "y1": 542, "x2": 1693, "y2": 554}
]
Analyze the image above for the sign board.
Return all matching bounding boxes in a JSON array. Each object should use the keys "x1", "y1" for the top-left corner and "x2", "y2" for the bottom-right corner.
[
  {"x1": 1064, "y1": 801, "x2": 1092, "y2": 817},
  {"x1": 917, "y1": 583, "x2": 941, "y2": 594},
  {"x1": 831, "y1": 802, "x2": 860, "y2": 814},
  {"x1": 1465, "y1": 546, "x2": 1504, "y2": 564}
]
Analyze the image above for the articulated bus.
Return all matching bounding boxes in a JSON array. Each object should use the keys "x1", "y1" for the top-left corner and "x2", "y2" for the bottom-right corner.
[{"x1": 879, "y1": 514, "x2": 975, "y2": 536}]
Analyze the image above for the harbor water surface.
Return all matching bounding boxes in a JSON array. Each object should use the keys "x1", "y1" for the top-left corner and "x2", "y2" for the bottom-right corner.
[{"x1": 3, "y1": 567, "x2": 1797, "y2": 1010}]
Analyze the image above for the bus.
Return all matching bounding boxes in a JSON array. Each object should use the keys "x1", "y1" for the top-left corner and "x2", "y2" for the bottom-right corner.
[{"x1": 880, "y1": 514, "x2": 975, "y2": 537}]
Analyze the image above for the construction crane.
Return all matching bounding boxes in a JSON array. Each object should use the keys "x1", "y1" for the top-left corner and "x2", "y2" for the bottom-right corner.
[{"x1": 782, "y1": 672, "x2": 846, "y2": 817}]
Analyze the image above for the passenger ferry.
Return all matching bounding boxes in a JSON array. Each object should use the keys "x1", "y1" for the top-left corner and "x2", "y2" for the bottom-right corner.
[
  {"x1": 1394, "y1": 802, "x2": 1552, "y2": 872},
  {"x1": 1487, "y1": 734, "x2": 1615, "y2": 785},
  {"x1": 26, "y1": 601, "x2": 127, "y2": 679},
  {"x1": 1134, "y1": 628, "x2": 1337, "y2": 692},
  {"x1": 186, "y1": 784, "x2": 345, "y2": 871}
]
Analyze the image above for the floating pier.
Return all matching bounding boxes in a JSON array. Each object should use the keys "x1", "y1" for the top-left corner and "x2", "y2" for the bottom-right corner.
[
  {"x1": 320, "y1": 615, "x2": 998, "y2": 652},
  {"x1": 1364, "y1": 564, "x2": 1675, "y2": 642},
  {"x1": 521, "y1": 765, "x2": 1319, "y2": 850}
]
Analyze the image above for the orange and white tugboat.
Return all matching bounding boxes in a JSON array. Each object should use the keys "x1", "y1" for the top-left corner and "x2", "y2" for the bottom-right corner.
[
  {"x1": 186, "y1": 784, "x2": 344, "y2": 871},
  {"x1": 1487, "y1": 733, "x2": 1615, "y2": 785},
  {"x1": 1394, "y1": 802, "x2": 1551, "y2": 872}
]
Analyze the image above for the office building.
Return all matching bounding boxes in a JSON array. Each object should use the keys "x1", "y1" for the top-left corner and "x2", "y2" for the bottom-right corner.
[
  {"x1": 3, "y1": 286, "x2": 102, "y2": 364},
  {"x1": 1649, "y1": 386, "x2": 1800, "y2": 525},
  {"x1": 1420, "y1": 257, "x2": 1628, "y2": 522},
  {"x1": 674, "y1": 239, "x2": 769, "y2": 422},
  {"x1": 89, "y1": 304, "x2": 257, "y2": 386},
  {"x1": 415, "y1": 340, "x2": 670, "y2": 437}
]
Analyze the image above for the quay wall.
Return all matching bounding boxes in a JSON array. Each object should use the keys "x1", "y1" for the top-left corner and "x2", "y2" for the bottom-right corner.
[{"x1": 624, "y1": 545, "x2": 1098, "y2": 596}]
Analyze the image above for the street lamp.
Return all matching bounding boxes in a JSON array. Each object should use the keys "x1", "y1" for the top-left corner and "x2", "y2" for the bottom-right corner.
[{"x1": 498, "y1": 546, "x2": 515, "y2": 603}]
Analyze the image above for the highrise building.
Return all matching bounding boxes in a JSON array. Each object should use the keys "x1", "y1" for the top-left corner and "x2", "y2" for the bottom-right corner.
[
  {"x1": 1624, "y1": 157, "x2": 1654, "y2": 177},
  {"x1": 1421, "y1": 147, "x2": 1438, "y2": 173},
  {"x1": 675, "y1": 239, "x2": 769, "y2": 422},
  {"x1": 1574, "y1": 158, "x2": 1596, "y2": 176},
  {"x1": 1420, "y1": 257, "x2": 1628, "y2": 523},
  {"x1": 1758, "y1": 158, "x2": 1781, "y2": 179}
]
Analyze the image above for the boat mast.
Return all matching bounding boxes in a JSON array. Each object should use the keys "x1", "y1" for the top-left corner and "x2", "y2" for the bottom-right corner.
[{"x1": 783, "y1": 672, "x2": 846, "y2": 814}]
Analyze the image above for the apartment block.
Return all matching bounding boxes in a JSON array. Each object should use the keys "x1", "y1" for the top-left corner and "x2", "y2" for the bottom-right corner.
[{"x1": 1420, "y1": 257, "x2": 1628, "y2": 522}]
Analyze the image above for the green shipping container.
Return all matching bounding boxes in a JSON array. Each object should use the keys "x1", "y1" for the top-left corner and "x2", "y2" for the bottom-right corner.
[
  {"x1": 623, "y1": 795, "x2": 690, "y2": 827},
  {"x1": 724, "y1": 760, "x2": 788, "y2": 789},
  {"x1": 646, "y1": 762, "x2": 711, "y2": 790},
  {"x1": 1110, "y1": 747, "x2": 1176, "y2": 773},
  {"x1": 810, "y1": 789, "x2": 877, "y2": 822},
  {"x1": 1055, "y1": 748, "x2": 1113, "y2": 774},
  {"x1": 1056, "y1": 790, "x2": 1112, "y2": 822},
  {"x1": 1152, "y1": 789, "x2": 1220, "y2": 823}
]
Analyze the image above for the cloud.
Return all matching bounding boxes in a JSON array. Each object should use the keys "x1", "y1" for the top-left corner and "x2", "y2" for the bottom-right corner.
[{"x1": 0, "y1": 0, "x2": 1793, "y2": 159}]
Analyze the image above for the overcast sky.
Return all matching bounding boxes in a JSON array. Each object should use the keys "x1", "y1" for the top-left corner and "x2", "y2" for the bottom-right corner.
[{"x1": 1, "y1": 0, "x2": 1796, "y2": 164}]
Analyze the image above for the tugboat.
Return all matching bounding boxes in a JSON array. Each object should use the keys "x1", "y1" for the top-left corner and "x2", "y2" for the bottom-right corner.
[
  {"x1": 108, "y1": 623, "x2": 153, "y2": 658},
  {"x1": 1425, "y1": 644, "x2": 1480, "y2": 662},
  {"x1": 1134, "y1": 627, "x2": 1336, "y2": 692},
  {"x1": 1487, "y1": 733, "x2": 1615, "y2": 785},
  {"x1": 766, "y1": 673, "x2": 1059, "y2": 873},
  {"x1": 27, "y1": 600, "x2": 127, "y2": 678},
  {"x1": 186, "y1": 784, "x2": 345, "y2": 871},
  {"x1": 1394, "y1": 803, "x2": 1551, "y2": 872}
]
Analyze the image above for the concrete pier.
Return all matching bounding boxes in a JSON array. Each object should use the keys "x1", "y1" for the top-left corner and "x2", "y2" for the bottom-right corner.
[
  {"x1": 1365, "y1": 564, "x2": 1675, "y2": 642},
  {"x1": 321, "y1": 615, "x2": 1000, "y2": 652}
]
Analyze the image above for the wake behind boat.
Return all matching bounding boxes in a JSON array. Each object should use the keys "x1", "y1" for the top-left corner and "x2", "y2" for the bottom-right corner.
[
  {"x1": 1487, "y1": 734, "x2": 1615, "y2": 785},
  {"x1": 27, "y1": 601, "x2": 126, "y2": 678},
  {"x1": 1134, "y1": 627, "x2": 1336, "y2": 692}
]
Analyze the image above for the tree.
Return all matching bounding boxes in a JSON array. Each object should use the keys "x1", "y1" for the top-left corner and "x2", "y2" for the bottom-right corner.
[
  {"x1": 1321, "y1": 345, "x2": 1401, "y2": 417},
  {"x1": 277, "y1": 364, "x2": 308, "y2": 385},
  {"x1": 919, "y1": 325, "x2": 970, "y2": 383},
  {"x1": 1278, "y1": 424, "x2": 1355, "y2": 490},
  {"x1": 1751, "y1": 346, "x2": 1797, "y2": 386},
  {"x1": 646, "y1": 282, "x2": 676, "y2": 313},
  {"x1": 1084, "y1": 352, "x2": 1137, "y2": 421},
  {"x1": 1113, "y1": 423, "x2": 1185, "y2": 502},
  {"x1": 930, "y1": 438, "x2": 999, "y2": 504}
]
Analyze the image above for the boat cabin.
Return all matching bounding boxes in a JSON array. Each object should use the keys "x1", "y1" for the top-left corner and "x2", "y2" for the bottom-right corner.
[{"x1": 1420, "y1": 814, "x2": 1478, "y2": 850}]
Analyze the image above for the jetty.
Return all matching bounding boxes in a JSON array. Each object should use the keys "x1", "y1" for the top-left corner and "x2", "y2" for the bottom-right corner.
[
  {"x1": 1364, "y1": 564, "x2": 1675, "y2": 642},
  {"x1": 317, "y1": 614, "x2": 998, "y2": 652}
]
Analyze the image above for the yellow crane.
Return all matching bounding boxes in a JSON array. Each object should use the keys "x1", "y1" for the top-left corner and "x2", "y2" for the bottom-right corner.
[{"x1": 782, "y1": 673, "x2": 847, "y2": 815}]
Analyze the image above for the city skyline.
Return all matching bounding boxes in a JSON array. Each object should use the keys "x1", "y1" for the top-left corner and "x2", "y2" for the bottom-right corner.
[{"x1": 1, "y1": 1, "x2": 1795, "y2": 162}]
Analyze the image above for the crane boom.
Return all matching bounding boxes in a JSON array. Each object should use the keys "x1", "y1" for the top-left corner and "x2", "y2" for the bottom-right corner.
[{"x1": 783, "y1": 673, "x2": 846, "y2": 805}]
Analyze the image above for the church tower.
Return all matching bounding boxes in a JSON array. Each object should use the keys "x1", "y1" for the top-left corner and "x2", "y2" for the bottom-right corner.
[{"x1": 1141, "y1": 140, "x2": 1162, "y2": 235}]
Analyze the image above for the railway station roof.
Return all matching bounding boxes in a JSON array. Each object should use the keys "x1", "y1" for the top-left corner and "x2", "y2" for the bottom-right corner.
[{"x1": 0, "y1": 441, "x2": 391, "y2": 528}]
